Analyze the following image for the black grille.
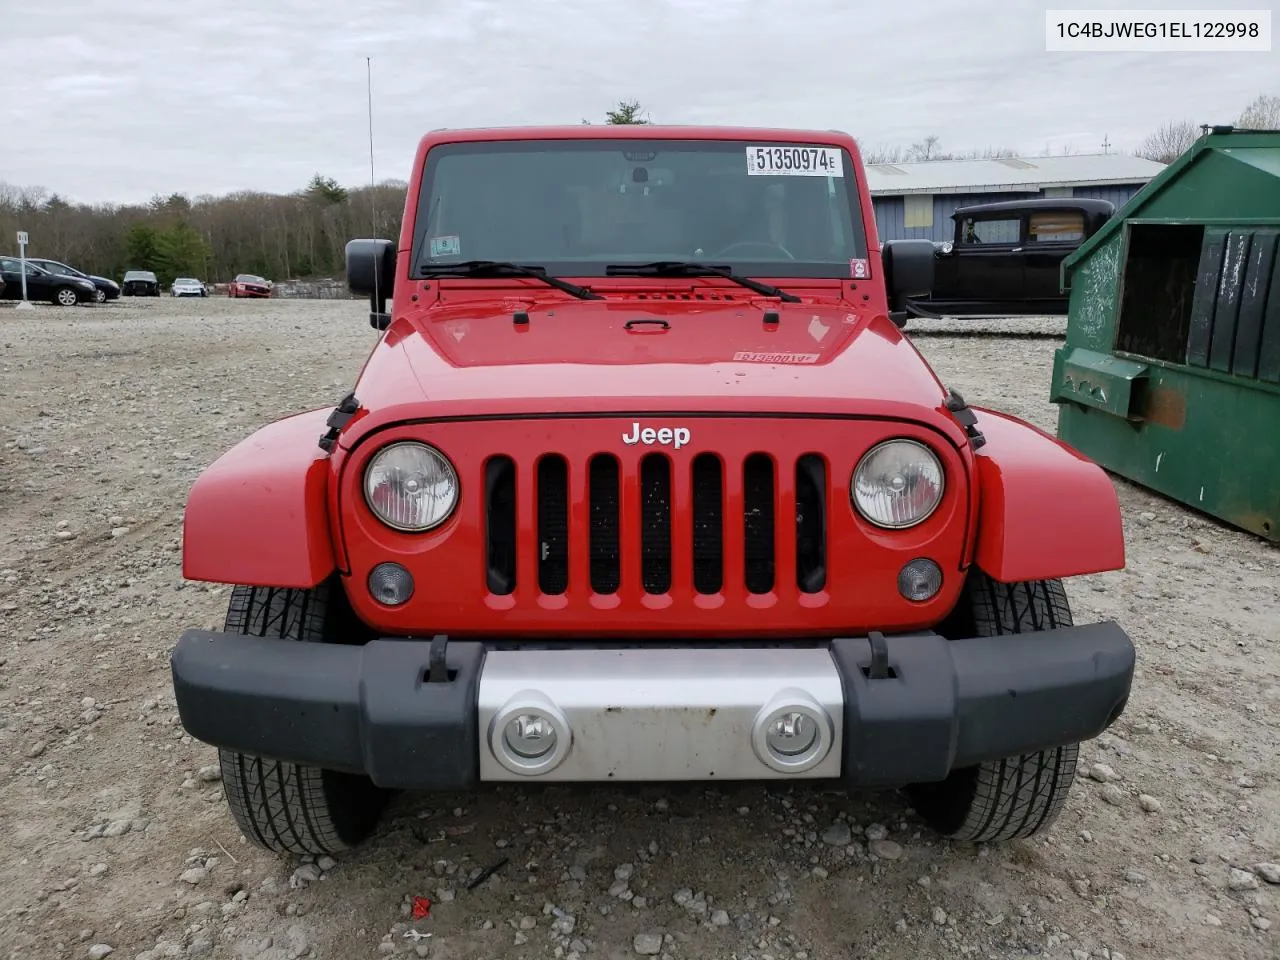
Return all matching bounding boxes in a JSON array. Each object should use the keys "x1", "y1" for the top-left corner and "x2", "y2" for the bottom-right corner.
[
  {"x1": 640, "y1": 454, "x2": 672, "y2": 594},
  {"x1": 484, "y1": 456, "x2": 516, "y2": 595},
  {"x1": 795, "y1": 455, "x2": 827, "y2": 593},
  {"x1": 743, "y1": 454, "x2": 775, "y2": 594},
  {"x1": 589, "y1": 455, "x2": 620, "y2": 593},
  {"x1": 537, "y1": 456, "x2": 569, "y2": 595},
  {"x1": 691, "y1": 454, "x2": 724, "y2": 594},
  {"x1": 485, "y1": 451, "x2": 828, "y2": 598}
]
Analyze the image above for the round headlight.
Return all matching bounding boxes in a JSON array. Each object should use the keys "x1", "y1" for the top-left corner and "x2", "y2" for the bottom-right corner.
[
  {"x1": 363, "y1": 441, "x2": 459, "y2": 531},
  {"x1": 852, "y1": 439, "x2": 944, "y2": 529}
]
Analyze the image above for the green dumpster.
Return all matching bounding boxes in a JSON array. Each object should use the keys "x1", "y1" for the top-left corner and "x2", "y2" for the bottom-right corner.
[{"x1": 1050, "y1": 125, "x2": 1280, "y2": 543}]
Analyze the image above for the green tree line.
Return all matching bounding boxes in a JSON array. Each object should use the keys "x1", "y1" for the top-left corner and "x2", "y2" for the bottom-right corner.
[{"x1": 0, "y1": 174, "x2": 405, "y2": 287}]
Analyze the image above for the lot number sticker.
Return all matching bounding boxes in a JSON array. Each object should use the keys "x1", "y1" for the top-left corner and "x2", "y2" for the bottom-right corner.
[{"x1": 746, "y1": 146, "x2": 843, "y2": 177}]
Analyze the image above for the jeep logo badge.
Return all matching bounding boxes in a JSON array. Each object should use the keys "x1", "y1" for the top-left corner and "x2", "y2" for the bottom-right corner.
[{"x1": 622, "y1": 421, "x2": 691, "y2": 450}]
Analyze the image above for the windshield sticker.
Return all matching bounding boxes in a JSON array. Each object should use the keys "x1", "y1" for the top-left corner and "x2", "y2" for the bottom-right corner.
[
  {"x1": 430, "y1": 235, "x2": 460, "y2": 257},
  {"x1": 733, "y1": 351, "x2": 820, "y2": 364},
  {"x1": 850, "y1": 258, "x2": 869, "y2": 279},
  {"x1": 745, "y1": 146, "x2": 843, "y2": 177}
]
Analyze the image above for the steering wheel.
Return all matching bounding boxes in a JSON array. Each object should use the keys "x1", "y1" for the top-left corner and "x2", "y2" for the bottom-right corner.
[{"x1": 711, "y1": 240, "x2": 797, "y2": 261}]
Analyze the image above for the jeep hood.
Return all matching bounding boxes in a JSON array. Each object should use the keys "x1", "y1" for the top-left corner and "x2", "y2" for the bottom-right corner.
[{"x1": 345, "y1": 298, "x2": 955, "y2": 432}]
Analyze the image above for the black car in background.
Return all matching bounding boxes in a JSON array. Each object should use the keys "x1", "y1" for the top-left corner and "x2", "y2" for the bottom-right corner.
[
  {"x1": 122, "y1": 270, "x2": 160, "y2": 296},
  {"x1": 891, "y1": 197, "x2": 1116, "y2": 319},
  {"x1": 26, "y1": 258, "x2": 120, "y2": 303},
  {"x1": 0, "y1": 257, "x2": 98, "y2": 305}
]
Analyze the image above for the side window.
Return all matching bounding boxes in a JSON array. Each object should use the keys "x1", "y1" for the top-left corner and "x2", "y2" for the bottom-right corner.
[
  {"x1": 959, "y1": 217, "x2": 1021, "y2": 245},
  {"x1": 1029, "y1": 211, "x2": 1085, "y2": 243}
]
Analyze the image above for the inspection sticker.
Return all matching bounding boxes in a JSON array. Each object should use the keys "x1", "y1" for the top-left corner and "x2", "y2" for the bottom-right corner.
[
  {"x1": 745, "y1": 145, "x2": 843, "y2": 177},
  {"x1": 430, "y1": 235, "x2": 460, "y2": 257},
  {"x1": 733, "y1": 351, "x2": 821, "y2": 364}
]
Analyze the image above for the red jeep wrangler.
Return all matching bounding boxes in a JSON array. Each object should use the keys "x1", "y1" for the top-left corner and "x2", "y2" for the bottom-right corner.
[{"x1": 171, "y1": 125, "x2": 1135, "y2": 857}]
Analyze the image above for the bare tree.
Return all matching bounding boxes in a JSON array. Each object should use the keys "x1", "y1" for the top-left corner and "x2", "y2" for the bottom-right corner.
[
  {"x1": 1237, "y1": 93, "x2": 1280, "y2": 129},
  {"x1": 1134, "y1": 120, "x2": 1200, "y2": 163}
]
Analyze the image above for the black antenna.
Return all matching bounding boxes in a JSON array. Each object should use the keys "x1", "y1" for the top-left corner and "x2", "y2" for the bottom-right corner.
[{"x1": 367, "y1": 56, "x2": 379, "y2": 319}]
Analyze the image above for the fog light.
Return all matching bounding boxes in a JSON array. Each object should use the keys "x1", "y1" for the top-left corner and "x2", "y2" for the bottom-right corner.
[
  {"x1": 751, "y1": 691, "x2": 833, "y2": 774},
  {"x1": 488, "y1": 691, "x2": 572, "y2": 776},
  {"x1": 898, "y1": 558, "x2": 942, "y2": 602},
  {"x1": 368, "y1": 562, "x2": 414, "y2": 605},
  {"x1": 504, "y1": 714, "x2": 557, "y2": 759},
  {"x1": 766, "y1": 712, "x2": 819, "y2": 757}
]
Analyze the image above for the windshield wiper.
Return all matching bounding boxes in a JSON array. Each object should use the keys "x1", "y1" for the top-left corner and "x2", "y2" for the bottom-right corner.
[
  {"x1": 418, "y1": 259, "x2": 601, "y2": 300},
  {"x1": 604, "y1": 261, "x2": 800, "y2": 302}
]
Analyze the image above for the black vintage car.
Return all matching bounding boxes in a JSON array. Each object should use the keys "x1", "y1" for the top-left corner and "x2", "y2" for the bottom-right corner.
[
  {"x1": 895, "y1": 197, "x2": 1115, "y2": 319},
  {"x1": 26, "y1": 258, "x2": 120, "y2": 303},
  {"x1": 0, "y1": 257, "x2": 98, "y2": 305},
  {"x1": 122, "y1": 270, "x2": 161, "y2": 296}
]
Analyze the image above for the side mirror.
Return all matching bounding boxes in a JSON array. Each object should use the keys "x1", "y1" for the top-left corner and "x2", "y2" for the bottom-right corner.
[
  {"x1": 346, "y1": 238, "x2": 397, "y2": 330},
  {"x1": 880, "y1": 240, "x2": 935, "y2": 328}
]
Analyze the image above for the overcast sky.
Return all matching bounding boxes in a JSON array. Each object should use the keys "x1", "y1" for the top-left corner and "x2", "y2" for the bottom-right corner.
[{"x1": 2, "y1": 0, "x2": 1275, "y2": 205}]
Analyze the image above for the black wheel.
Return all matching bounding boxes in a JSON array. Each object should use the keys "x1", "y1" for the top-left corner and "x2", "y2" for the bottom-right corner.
[
  {"x1": 907, "y1": 571, "x2": 1079, "y2": 843},
  {"x1": 217, "y1": 579, "x2": 389, "y2": 855},
  {"x1": 94, "y1": 288, "x2": 107, "y2": 304},
  {"x1": 54, "y1": 286, "x2": 79, "y2": 307}
]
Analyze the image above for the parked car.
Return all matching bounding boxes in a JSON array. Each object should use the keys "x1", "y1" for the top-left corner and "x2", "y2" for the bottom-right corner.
[
  {"x1": 25, "y1": 258, "x2": 120, "y2": 303},
  {"x1": 171, "y1": 277, "x2": 207, "y2": 297},
  {"x1": 122, "y1": 270, "x2": 160, "y2": 296},
  {"x1": 170, "y1": 123, "x2": 1134, "y2": 859},
  {"x1": 0, "y1": 256, "x2": 98, "y2": 305},
  {"x1": 228, "y1": 274, "x2": 272, "y2": 298},
  {"x1": 892, "y1": 198, "x2": 1115, "y2": 320}
]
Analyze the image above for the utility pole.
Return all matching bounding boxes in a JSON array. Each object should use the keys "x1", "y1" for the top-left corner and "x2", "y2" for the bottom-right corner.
[{"x1": 1101, "y1": 135, "x2": 1111, "y2": 155}]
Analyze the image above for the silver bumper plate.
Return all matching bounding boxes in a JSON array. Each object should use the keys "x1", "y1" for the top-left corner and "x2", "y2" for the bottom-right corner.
[{"x1": 476, "y1": 647, "x2": 844, "y2": 781}]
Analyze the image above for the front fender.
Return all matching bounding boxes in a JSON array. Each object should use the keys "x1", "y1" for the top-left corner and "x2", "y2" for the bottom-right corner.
[
  {"x1": 182, "y1": 408, "x2": 337, "y2": 588},
  {"x1": 971, "y1": 407, "x2": 1125, "y2": 583}
]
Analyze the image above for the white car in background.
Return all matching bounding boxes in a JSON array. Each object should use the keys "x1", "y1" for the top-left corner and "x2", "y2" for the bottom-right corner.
[{"x1": 171, "y1": 278, "x2": 207, "y2": 297}]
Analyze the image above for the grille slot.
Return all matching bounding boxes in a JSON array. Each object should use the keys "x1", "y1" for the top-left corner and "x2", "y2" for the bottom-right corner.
[
  {"x1": 484, "y1": 456, "x2": 516, "y2": 595},
  {"x1": 691, "y1": 454, "x2": 724, "y2": 594},
  {"x1": 743, "y1": 453, "x2": 776, "y2": 594},
  {"x1": 537, "y1": 456, "x2": 569, "y2": 595},
  {"x1": 588, "y1": 455, "x2": 621, "y2": 594},
  {"x1": 795, "y1": 454, "x2": 827, "y2": 593},
  {"x1": 640, "y1": 454, "x2": 672, "y2": 594}
]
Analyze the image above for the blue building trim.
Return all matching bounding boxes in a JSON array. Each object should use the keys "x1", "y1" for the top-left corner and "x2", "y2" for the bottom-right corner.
[{"x1": 872, "y1": 183, "x2": 1148, "y2": 242}]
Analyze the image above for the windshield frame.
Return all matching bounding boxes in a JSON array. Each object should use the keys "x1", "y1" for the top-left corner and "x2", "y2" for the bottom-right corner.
[{"x1": 408, "y1": 137, "x2": 869, "y2": 282}]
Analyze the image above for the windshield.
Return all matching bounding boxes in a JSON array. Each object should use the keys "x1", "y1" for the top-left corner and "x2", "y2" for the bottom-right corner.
[
  {"x1": 236, "y1": 274, "x2": 265, "y2": 283},
  {"x1": 175, "y1": 278, "x2": 199, "y2": 284},
  {"x1": 410, "y1": 139, "x2": 867, "y2": 279}
]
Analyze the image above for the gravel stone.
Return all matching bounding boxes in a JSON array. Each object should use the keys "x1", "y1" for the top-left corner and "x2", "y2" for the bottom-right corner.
[
  {"x1": 821, "y1": 822, "x2": 852, "y2": 846},
  {"x1": 1229, "y1": 868, "x2": 1260, "y2": 891},
  {"x1": 864, "y1": 823, "x2": 889, "y2": 842},
  {"x1": 1099, "y1": 784, "x2": 1126, "y2": 806},
  {"x1": 1138, "y1": 794, "x2": 1162, "y2": 813},
  {"x1": 869, "y1": 839, "x2": 902, "y2": 860},
  {"x1": 633, "y1": 933, "x2": 663, "y2": 955},
  {"x1": 196, "y1": 765, "x2": 221, "y2": 782},
  {"x1": 1088, "y1": 763, "x2": 1118, "y2": 782},
  {"x1": 1254, "y1": 863, "x2": 1280, "y2": 884},
  {"x1": 87, "y1": 946, "x2": 114, "y2": 960},
  {"x1": 178, "y1": 868, "x2": 206, "y2": 885},
  {"x1": 711, "y1": 909, "x2": 731, "y2": 926}
]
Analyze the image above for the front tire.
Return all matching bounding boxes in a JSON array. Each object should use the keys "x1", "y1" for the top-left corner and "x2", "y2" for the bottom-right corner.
[
  {"x1": 94, "y1": 288, "x2": 107, "y2": 303},
  {"x1": 217, "y1": 580, "x2": 389, "y2": 856},
  {"x1": 54, "y1": 286, "x2": 79, "y2": 306},
  {"x1": 908, "y1": 572, "x2": 1080, "y2": 843}
]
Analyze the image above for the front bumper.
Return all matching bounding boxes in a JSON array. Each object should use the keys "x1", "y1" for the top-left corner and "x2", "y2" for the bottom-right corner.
[{"x1": 170, "y1": 625, "x2": 1134, "y2": 790}]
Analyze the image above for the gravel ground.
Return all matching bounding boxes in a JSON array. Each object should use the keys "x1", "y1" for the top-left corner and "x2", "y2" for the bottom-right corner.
[{"x1": 1, "y1": 297, "x2": 1277, "y2": 960}]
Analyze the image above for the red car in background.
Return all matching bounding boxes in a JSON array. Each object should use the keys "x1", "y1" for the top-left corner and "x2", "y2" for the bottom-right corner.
[{"x1": 228, "y1": 274, "x2": 272, "y2": 298}]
